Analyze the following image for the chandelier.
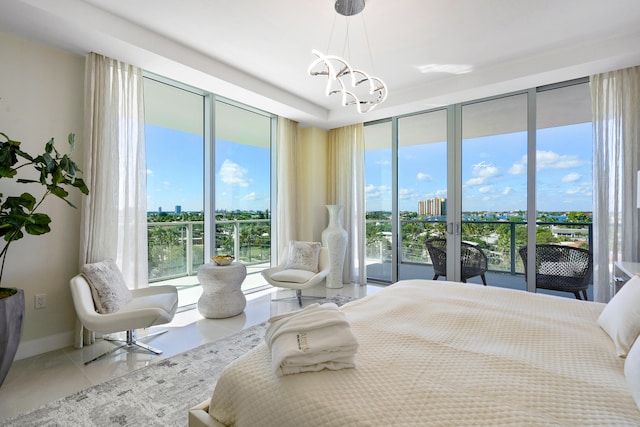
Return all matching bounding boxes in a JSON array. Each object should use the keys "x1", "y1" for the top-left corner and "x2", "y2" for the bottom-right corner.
[{"x1": 308, "y1": 0, "x2": 388, "y2": 113}]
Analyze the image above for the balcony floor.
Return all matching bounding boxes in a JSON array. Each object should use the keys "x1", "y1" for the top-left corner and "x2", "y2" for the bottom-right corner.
[{"x1": 368, "y1": 262, "x2": 594, "y2": 301}]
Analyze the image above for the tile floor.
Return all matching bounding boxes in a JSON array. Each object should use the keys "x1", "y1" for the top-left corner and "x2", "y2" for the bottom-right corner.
[{"x1": 0, "y1": 283, "x2": 381, "y2": 422}]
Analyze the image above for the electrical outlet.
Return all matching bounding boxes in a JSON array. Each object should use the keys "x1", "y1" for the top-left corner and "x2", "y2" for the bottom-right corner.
[{"x1": 35, "y1": 293, "x2": 47, "y2": 309}]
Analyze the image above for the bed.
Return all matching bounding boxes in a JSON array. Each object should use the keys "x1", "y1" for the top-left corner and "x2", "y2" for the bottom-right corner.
[{"x1": 189, "y1": 279, "x2": 640, "y2": 426}]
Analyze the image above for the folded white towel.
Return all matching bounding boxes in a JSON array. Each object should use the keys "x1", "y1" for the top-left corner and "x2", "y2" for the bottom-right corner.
[{"x1": 265, "y1": 303, "x2": 358, "y2": 376}]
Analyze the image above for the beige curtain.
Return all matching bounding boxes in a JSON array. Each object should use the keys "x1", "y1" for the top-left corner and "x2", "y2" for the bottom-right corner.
[
  {"x1": 327, "y1": 124, "x2": 366, "y2": 285},
  {"x1": 590, "y1": 66, "x2": 640, "y2": 302},
  {"x1": 275, "y1": 117, "x2": 299, "y2": 262},
  {"x1": 76, "y1": 53, "x2": 147, "y2": 347}
]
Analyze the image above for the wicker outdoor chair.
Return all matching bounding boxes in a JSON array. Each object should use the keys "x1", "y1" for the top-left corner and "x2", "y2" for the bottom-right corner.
[
  {"x1": 518, "y1": 244, "x2": 592, "y2": 300},
  {"x1": 425, "y1": 238, "x2": 488, "y2": 285}
]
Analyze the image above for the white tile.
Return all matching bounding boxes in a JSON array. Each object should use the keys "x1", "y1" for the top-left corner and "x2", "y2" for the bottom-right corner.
[{"x1": 0, "y1": 283, "x2": 377, "y2": 422}]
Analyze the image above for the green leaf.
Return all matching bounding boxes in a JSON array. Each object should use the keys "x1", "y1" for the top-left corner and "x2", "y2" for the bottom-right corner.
[{"x1": 24, "y1": 213, "x2": 51, "y2": 236}]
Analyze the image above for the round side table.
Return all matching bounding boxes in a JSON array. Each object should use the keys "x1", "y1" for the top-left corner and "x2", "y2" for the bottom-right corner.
[{"x1": 197, "y1": 261, "x2": 247, "y2": 318}]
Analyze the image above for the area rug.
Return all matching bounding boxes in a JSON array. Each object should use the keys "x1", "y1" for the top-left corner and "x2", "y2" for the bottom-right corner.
[{"x1": 1, "y1": 295, "x2": 354, "y2": 427}]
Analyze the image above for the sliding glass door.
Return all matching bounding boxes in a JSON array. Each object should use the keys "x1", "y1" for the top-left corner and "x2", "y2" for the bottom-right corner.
[
  {"x1": 144, "y1": 77, "x2": 275, "y2": 306},
  {"x1": 460, "y1": 94, "x2": 528, "y2": 289},
  {"x1": 364, "y1": 79, "x2": 592, "y2": 293}
]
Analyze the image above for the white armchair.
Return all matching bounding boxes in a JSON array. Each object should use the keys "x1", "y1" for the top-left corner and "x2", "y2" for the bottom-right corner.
[
  {"x1": 70, "y1": 271, "x2": 178, "y2": 365},
  {"x1": 262, "y1": 244, "x2": 330, "y2": 306}
]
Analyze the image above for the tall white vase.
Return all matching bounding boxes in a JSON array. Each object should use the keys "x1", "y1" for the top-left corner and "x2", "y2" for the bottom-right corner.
[{"x1": 322, "y1": 204, "x2": 348, "y2": 289}]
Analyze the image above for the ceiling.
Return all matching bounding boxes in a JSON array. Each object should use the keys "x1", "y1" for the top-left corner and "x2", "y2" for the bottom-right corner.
[{"x1": 2, "y1": 0, "x2": 640, "y2": 129}]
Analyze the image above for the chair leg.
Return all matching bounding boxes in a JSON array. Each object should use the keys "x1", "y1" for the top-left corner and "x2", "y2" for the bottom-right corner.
[
  {"x1": 433, "y1": 274, "x2": 440, "y2": 280},
  {"x1": 582, "y1": 289, "x2": 588, "y2": 300},
  {"x1": 481, "y1": 274, "x2": 487, "y2": 286},
  {"x1": 83, "y1": 328, "x2": 168, "y2": 365}
]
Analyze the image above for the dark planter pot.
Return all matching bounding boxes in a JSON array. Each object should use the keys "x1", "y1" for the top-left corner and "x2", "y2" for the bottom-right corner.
[{"x1": 0, "y1": 288, "x2": 24, "y2": 387}]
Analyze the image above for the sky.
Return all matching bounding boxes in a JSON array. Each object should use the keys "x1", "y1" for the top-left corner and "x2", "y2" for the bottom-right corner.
[
  {"x1": 146, "y1": 121, "x2": 592, "y2": 215},
  {"x1": 145, "y1": 124, "x2": 270, "y2": 212},
  {"x1": 365, "y1": 122, "x2": 593, "y2": 213}
]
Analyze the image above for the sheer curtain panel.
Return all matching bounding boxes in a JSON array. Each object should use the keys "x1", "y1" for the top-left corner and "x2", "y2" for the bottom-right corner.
[
  {"x1": 275, "y1": 117, "x2": 300, "y2": 261},
  {"x1": 590, "y1": 66, "x2": 640, "y2": 303},
  {"x1": 328, "y1": 124, "x2": 366, "y2": 285},
  {"x1": 80, "y1": 52, "x2": 147, "y2": 287}
]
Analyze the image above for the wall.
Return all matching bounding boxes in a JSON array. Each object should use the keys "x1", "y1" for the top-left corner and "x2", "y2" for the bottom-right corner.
[
  {"x1": 0, "y1": 31, "x2": 85, "y2": 359},
  {"x1": 297, "y1": 127, "x2": 329, "y2": 243}
]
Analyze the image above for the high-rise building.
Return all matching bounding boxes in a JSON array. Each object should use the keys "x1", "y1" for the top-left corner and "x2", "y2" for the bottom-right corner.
[
  {"x1": 419, "y1": 198, "x2": 447, "y2": 216},
  {"x1": 175, "y1": 205, "x2": 182, "y2": 214}
]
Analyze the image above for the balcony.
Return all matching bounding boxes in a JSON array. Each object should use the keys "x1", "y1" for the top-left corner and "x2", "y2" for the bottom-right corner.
[
  {"x1": 148, "y1": 217, "x2": 593, "y2": 308},
  {"x1": 147, "y1": 218, "x2": 271, "y2": 307},
  {"x1": 365, "y1": 218, "x2": 593, "y2": 299}
]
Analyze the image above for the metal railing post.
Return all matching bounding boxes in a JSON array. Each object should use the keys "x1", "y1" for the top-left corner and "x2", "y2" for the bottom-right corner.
[
  {"x1": 510, "y1": 222, "x2": 517, "y2": 275},
  {"x1": 233, "y1": 220, "x2": 240, "y2": 260},
  {"x1": 186, "y1": 223, "x2": 193, "y2": 275}
]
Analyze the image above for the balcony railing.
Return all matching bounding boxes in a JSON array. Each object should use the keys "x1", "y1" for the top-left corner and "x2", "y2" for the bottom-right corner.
[
  {"x1": 147, "y1": 219, "x2": 270, "y2": 283},
  {"x1": 147, "y1": 217, "x2": 592, "y2": 285},
  {"x1": 366, "y1": 219, "x2": 592, "y2": 276}
]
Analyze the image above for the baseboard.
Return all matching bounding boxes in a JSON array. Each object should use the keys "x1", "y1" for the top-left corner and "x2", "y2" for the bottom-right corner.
[{"x1": 15, "y1": 331, "x2": 74, "y2": 360}]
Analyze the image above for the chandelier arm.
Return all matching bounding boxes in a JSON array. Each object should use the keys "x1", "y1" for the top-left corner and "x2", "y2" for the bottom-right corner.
[{"x1": 307, "y1": 1, "x2": 388, "y2": 114}]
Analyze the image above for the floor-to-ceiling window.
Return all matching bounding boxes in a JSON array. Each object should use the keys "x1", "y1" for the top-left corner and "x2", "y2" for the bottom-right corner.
[
  {"x1": 460, "y1": 94, "x2": 529, "y2": 288},
  {"x1": 364, "y1": 79, "x2": 592, "y2": 295},
  {"x1": 143, "y1": 77, "x2": 275, "y2": 306},
  {"x1": 214, "y1": 100, "x2": 274, "y2": 292},
  {"x1": 364, "y1": 120, "x2": 393, "y2": 282},
  {"x1": 397, "y1": 110, "x2": 448, "y2": 280}
]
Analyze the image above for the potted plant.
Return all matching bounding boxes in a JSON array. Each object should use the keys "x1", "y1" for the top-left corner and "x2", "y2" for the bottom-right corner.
[{"x1": 0, "y1": 131, "x2": 88, "y2": 387}]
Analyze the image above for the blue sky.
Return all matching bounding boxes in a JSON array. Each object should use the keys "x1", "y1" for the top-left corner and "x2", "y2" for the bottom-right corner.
[
  {"x1": 147, "y1": 122, "x2": 592, "y2": 214},
  {"x1": 365, "y1": 122, "x2": 593, "y2": 213},
  {"x1": 146, "y1": 124, "x2": 270, "y2": 212}
]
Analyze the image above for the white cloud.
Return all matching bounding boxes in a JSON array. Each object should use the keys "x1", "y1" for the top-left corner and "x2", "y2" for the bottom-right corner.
[
  {"x1": 365, "y1": 184, "x2": 390, "y2": 199},
  {"x1": 147, "y1": 169, "x2": 153, "y2": 175},
  {"x1": 435, "y1": 188, "x2": 447, "y2": 197},
  {"x1": 417, "y1": 172, "x2": 432, "y2": 181},
  {"x1": 562, "y1": 172, "x2": 581, "y2": 183},
  {"x1": 508, "y1": 163, "x2": 526, "y2": 175},
  {"x1": 399, "y1": 188, "x2": 418, "y2": 200},
  {"x1": 243, "y1": 192, "x2": 257, "y2": 201},
  {"x1": 466, "y1": 161, "x2": 499, "y2": 186},
  {"x1": 502, "y1": 186, "x2": 512, "y2": 195},
  {"x1": 219, "y1": 159, "x2": 252, "y2": 187},
  {"x1": 376, "y1": 159, "x2": 391, "y2": 166},
  {"x1": 465, "y1": 177, "x2": 485, "y2": 186},
  {"x1": 509, "y1": 150, "x2": 584, "y2": 175},
  {"x1": 479, "y1": 185, "x2": 493, "y2": 193},
  {"x1": 537, "y1": 150, "x2": 582, "y2": 169}
]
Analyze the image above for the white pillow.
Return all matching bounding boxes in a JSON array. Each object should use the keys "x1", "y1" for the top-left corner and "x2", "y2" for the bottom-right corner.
[
  {"x1": 271, "y1": 269, "x2": 316, "y2": 283},
  {"x1": 625, "y1": 337, "x2": 640, "y2": 411},
  {"x1": 597, "y1": 275, "x2": 640, "y2": 357},
  {"x1": 285, "y1": 241, "x2": 321, "y2": 273},
  {"x1": 81, "y1": 259, "x2": 133, "y2": 314}
]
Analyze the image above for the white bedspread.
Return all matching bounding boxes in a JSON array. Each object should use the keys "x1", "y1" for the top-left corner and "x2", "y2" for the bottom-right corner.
[{"x1": 207, "y1": 280, "x2": 640, "y2": 426}]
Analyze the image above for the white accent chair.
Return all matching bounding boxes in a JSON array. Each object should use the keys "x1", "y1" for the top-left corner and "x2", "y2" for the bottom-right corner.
[
  {"x1": 69, "y1": 274, "x2": 178, "y2": 365},
  {"x1": 262, "y1": 246, "x2": 330, "y2": 306}
]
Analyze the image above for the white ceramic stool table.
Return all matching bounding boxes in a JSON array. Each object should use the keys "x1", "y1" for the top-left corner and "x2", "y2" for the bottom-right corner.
[{"x1": 197, "y1": 261, "x2": 247, "y2": 318}]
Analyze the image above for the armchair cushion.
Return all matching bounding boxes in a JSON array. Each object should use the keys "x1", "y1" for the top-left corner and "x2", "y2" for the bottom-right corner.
[
  {"x1": 271, "y1": 269, "x2": 316, "y2": 283},
  {"x1": 285, "y1": 241, "x2": 322, "y2": 273},
  {"x1": 81, "y1": 259, "x2": 132, "y2": 314},
  {"x1": 598, "y1": 275, "x2": 640, "y2": 357}
]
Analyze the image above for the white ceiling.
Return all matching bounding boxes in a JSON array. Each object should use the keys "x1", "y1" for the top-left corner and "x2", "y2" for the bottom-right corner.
[{"x1": 2, "y1": 0, "x2": 640, "y2": 129}]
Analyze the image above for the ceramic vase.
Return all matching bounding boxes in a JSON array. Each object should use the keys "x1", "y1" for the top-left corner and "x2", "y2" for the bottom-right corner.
[
  {"x1": 322, "y1": 205, "x2": 348, "y2": 289},
  {"x1": 0, "y1": 288, "x2": 24, "y2": 388}
]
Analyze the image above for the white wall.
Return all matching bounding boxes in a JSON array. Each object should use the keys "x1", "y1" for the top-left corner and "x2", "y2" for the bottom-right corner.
[{"x1": 0, "y1": 31, "x2": 85, "y2": 359}]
